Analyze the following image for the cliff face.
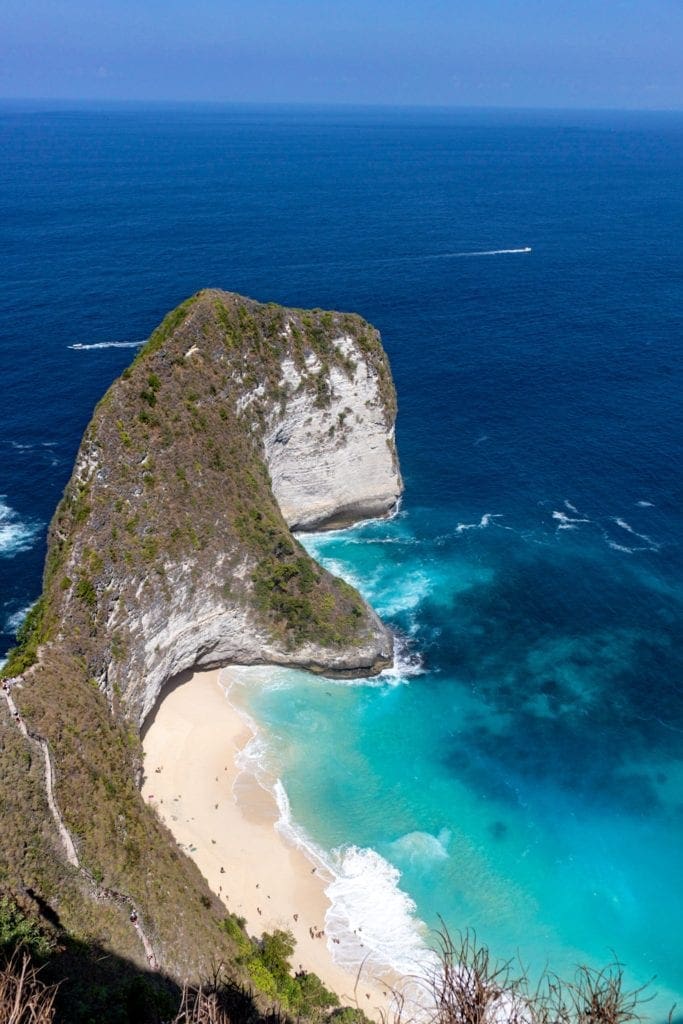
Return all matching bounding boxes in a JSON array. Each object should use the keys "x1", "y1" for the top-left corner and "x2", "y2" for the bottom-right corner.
[
  {"x1": 0, "y1": 291, "x2": 402, "y2": 984},
  {"x1": 265, "y1": 333, "x2": 401, "y2": 530},
  {"x1": 42, "y1": 290, "x2": 401, "y2": 724}
]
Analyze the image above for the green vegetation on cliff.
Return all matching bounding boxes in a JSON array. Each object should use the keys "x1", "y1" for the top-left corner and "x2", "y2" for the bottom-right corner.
[
  {"x1": 0, "y1": 290, "x2": 399, "y2": 1021},
  {"x1": 3, "y1": 289, "x2": 395, "y2": 682}
]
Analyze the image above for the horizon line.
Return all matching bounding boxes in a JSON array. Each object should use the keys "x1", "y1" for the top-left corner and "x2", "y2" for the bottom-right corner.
[{"x1": 1, "y1": 96, "x2": 683, "y2": 116}]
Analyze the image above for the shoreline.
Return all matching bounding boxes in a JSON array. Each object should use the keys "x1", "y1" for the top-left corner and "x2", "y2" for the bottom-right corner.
[{"x1": 141, "y1": 667, "x2": 395, "y2": 1015}]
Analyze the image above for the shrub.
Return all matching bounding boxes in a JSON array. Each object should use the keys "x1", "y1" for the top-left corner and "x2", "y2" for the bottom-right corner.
[
  {"x1": 0, "y1": 598, "x2": 48, "y2": 678},
  {"x1": 0, "y1": 897, "x2": 53, "y2": 960}
]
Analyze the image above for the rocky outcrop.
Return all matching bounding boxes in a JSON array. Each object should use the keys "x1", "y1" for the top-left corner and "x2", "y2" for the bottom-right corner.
[
  {"x1": 25, "y1": 290, "x2": 402, "y2": 725},
  {"x1": 265, "y1": 338, "x2": 401, "y2": 530},
  {"x1": 0, "y1": 289, "x2": 402, "y2": 985}
]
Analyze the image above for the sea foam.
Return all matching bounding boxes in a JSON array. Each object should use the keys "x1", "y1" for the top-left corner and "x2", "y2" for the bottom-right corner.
[
  {"x1": 273, "y1": 779, "x2": 434, "y2": 980},
  {"x1": 455, "y1": 512, "x2": 502, "y2": 533},
  {"x1": 68, "y1": 340, "x2": 146, "y2": 350},
  {"x1": 602, "y1": 517, "x2": 660, "y2": 554},
  {"x1": 324, "y1": 844, "x2": 435, "y2": 979},
  {"x1": 4, "y1": 603, "x2": 32, "y2": 634},
  {"x1": 552, "y1": 510, "x2": 589, "y2": 530},
  {"x1": 613, "y1": 517, "x2": 658, "y2": 549},
  {"x1": 0, "y1": 500, "x2": 40, "y2": 558},
  {"x1": 219, "y1": 670, "x2": 433, "y2": 984}
]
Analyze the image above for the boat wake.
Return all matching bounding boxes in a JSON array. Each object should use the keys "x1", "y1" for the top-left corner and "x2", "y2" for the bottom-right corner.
[{"x1": 425, "y1": 247, "x2": 532, "y2": 258}]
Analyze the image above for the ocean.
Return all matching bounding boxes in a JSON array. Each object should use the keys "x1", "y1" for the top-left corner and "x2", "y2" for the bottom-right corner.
[{"x1": 1, "y1": 101, "x2": 682, "y2": 1016}]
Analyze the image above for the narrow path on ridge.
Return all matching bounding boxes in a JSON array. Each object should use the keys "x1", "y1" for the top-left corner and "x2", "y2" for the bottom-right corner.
[{"x1": 1, "y1": 679, "x2": 158, "y2": 970}]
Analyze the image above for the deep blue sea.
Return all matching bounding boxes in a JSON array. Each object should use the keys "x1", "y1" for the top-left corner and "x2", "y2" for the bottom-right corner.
[{"x1": 1, "y1": 102, "x2": 682, "y2": 1015}]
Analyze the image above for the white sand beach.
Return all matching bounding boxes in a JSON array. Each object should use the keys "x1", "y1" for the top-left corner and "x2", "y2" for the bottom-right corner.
[{"x1": 141, "y1": 667, "x2": 393, "y2": 1015}]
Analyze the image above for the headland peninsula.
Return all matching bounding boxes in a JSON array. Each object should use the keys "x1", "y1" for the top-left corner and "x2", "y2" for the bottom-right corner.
[{"x1": 0, "y1": 289, "x2": 403, "y2": 1021}]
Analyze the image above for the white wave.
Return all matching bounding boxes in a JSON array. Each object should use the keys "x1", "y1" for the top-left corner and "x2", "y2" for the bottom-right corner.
[
  {"x1": 234, "y1": 731, "x2": 273, "y2": 789},
  {"x1": 389, "y1": 829, "x2": 451, "y2": 866},
  {"x1": 564, "y1": 500, "x2": 579, "y2": 513},
  {"x1": 321, "y1": 637, "x2": 424, "y2": 691},
  {"x1": 314, "y1": 556, "x2": 373, "y2": 597},
  {"x1": 552, "y1": 510, "x2": 589, "y2": 531},
  {"x1": 0, "y1": 500, "x2": 40, "y2": 558},
  {"x1": 473, "y1": 434, "x2": 489, "y2": 446},
  {"x1": 68, "y1": 340, "x2": 146, "y2": 351},
  {"x1": 306, "y1": 550, "x2": 431, "y2": 623},
  {"x1": 4, "y1": 603, "x2": 32, "y2": 634},
  {"x1": 613, "y1": 517, "x2": 658, "y2": 549},
  {"x1": 274, "y1": 784, "x2": 435, "y2": 983},
  {"x1": 455, "y1": 513, "x2": 502, "y2": 534},
  {"x1": 636, "y1": 500, "x2": 654, "y2": 508},
  {"x1": 325, "y1": 845, "x2": 436, "y2": 979},
  {"x1": 378, "y1": 569, "x2": 431, "y2": 618},
  {"x1": 602, "y1": 528, "x2": 655, "y2": 555},
  {"x1": 271, "y1": 781, "x2": 434, "y2": 979},
  {"x1": 379, "y1": 635, "x2": 425, "y2": 686},
  {"x1": 607, "y1": 539, "x2": 637, "y2": 554},
  {"x1": 346, "y1": 535, "x2": 418, "y2": 546},
  {"x1": 217, "y1": 677, "x2": 436, "y2": 992}
]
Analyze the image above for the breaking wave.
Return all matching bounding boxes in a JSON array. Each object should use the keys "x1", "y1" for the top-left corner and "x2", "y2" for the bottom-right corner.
[
  {"x1": 68, "y1": 340, "x2": 146, "y2": 351},
  {"x1": 603, "y1": 517, "x2": 660, "y2": 554},
  {"x1": 4, "y1": 603, "x2": 32, "y2": 634},
  {"x1": 218, "y1": 668, "x2": 433, "y2": 984},
  {"x1": 552, "y1": 510, "x2": 590, "y2": 531},
  {"x1": 0, "y1": 500, "x2": 40, "y2": 558},
  {"x1": 273, "y1": 780, "x2": 434, "y2": 980},
  {"x1": 455, "y1": 513, "x2": 502, "y2": 534}
]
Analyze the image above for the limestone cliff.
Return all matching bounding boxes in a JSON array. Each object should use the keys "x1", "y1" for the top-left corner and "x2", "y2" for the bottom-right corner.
[
  {"x1": 0, "y1": 290, "x2": 402, "y2": 984},
  {"x1": 44, "y1": 289, "x2": 401, "y2": 723}
]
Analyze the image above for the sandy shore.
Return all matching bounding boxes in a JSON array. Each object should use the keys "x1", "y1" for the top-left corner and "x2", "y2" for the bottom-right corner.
[{"x1": 141, "y1": 668, "x2": 393, "y2": 1015}]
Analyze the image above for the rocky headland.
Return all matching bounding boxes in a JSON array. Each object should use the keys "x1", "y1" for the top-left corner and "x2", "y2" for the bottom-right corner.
[{"x1": 0, "y1": 290, "x2": 402, "y2": 1006}]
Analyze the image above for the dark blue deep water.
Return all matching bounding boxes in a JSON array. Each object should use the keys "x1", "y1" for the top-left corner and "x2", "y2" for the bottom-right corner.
[{"x1": 1, "y1": 102, "x2": 682, "y2": 1013}]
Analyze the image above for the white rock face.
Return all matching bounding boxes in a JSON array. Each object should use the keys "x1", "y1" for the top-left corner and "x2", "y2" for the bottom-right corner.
[
  {"x1": 118, "y1": 556, "x2": 391, "y2": 725},
  {"x1": 54, "y1": 297, "x2": 402, "y2": 726},
  {"x1": 265, "y1": 336, "x2": 402, "y2": 530}
]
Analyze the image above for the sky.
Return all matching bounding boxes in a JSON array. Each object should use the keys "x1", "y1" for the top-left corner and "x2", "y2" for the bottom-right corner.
[{"x1": 2, "y1": 0, "x2": 683, "y2": 110}]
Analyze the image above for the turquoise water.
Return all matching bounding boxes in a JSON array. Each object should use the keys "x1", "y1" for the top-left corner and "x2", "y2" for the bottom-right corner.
[{"x1": 238, "y1": 509, "x2": 683, "y2": 1016}]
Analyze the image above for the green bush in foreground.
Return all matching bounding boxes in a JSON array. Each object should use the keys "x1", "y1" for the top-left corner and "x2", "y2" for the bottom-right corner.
[
  {"x1": 0, "y1": 897, "x2": 54, "y2": 960},
  {"x1": 221, "y1": 918, "x2": 339, "y2": 1017}
]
